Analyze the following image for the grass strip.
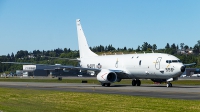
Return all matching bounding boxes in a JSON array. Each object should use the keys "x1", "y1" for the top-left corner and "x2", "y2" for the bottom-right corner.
[{"x1": 0, "y1": 87, "x2": 200, "y2": 112}]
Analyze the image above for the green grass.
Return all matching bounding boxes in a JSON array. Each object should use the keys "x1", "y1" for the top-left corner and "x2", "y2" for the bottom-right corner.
[
  {"x1": 0, "y1": 87, "x2": 200, "y2": 112},
  {"x1": 0, "y1": 77, "x2": 200, "y2": 85}
]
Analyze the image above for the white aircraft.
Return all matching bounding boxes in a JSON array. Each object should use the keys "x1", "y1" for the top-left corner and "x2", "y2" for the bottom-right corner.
[
  {"x1": 1, "y1": 19, "x2": 195, "y2": 87},
  {"x1": 76, "y1": 19, "x2": 187, "y2": 87}
]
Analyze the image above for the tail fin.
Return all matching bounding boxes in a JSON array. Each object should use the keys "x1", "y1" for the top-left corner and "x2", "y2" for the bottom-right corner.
[{"x1": 76, "y1": 19, "x2": 98, "y2": 58}]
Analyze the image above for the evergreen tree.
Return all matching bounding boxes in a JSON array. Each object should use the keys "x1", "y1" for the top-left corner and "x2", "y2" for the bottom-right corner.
[
  {"x1": 165, "y1": 43, "x2": 170, "y2": 49},
  {"x1": 152, "y1": 44, "x2": 157, "y2": 50},
  {"x1": 176, "y1": 44, "x2": 179, "y2": 50},
  {"x1": 136, "y1": 45, "x2": 141, "y2": 52},
  {"x1": 180, "y1": 43, "x2": 184, "y2": 50},
  {"x1": 142, "y1": 42, "x2": 148, "y2": 51},
  {"x1": 171, "y1": 43, "x2": 176, "y2": 49},
  {"x1": 184, "y1": 45, "x2": 189, "y2": 50},
  {"x1": 124, "y1": 47, "x2": 127, "y2": 51},
  {"x1": 147, "y1": 44, "x2": 152, "y2": 50},
  {"x1": 64, "y1": 48, "x2": 68, "y2": 53}
]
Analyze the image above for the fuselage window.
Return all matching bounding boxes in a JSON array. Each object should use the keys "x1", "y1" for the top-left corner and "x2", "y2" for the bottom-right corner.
[{"x1": 172, "y1": 60, "x2": 178, "y2": 63}]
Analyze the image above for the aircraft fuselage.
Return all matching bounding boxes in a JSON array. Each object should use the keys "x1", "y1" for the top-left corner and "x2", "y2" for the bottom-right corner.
[{"x1": 80, "y1": 53, "x2": 184, "y2": 79}]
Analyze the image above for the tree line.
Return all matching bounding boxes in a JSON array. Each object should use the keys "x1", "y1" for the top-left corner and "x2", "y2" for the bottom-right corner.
[{"x1": 0, "y1": 40, "x2": 200, "y2": 73}]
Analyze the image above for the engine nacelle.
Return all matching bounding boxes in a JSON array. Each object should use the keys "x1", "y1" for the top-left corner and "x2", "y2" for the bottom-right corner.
[{"x1": 97, "y1": 69, "x2": 117, "y2": 83}]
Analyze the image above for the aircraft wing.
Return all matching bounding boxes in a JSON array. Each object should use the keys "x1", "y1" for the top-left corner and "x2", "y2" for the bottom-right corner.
[
  {"x1": 1, "y1": 61, "x2": 100, "y2": 71},
  {"x1": 49, "y1": 66, "x2": 127, "y2": 78},
  {"x1": 1, "y1": 62, "x2": 35, "y2": 65},
  {"x1": 41, "y1": 56, "x2": 79, "y2": 61},
  {"x1": 1, "y1": 61, "x2": 131, "y2": 79},
  {"x1": 184, "y1": 63, "x2": 196, "y2": 66},
  {"x1": 53, "y1": 66, "x2": 128, "y2": 78},
  {"x1": 61, "y1": 66, "x2": 101, "y2": 71}
]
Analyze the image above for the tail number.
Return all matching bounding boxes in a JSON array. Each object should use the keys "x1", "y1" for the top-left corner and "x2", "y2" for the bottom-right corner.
[{"x1": 87, "y1": 64, "x2": 95, "y2": 68}]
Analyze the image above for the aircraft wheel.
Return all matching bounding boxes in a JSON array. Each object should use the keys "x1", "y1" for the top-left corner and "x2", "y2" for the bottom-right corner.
[
  {"x1": 166, "y1": 82, "x2": 172, "y2": 87},
  {"x1": 169, "y1": 83, "x2": 172, "y2": 87},
  {"x1": 101, "y1": 83, "x2": 105, "y2": 87},
  {"x1": 106, "y1": 83, "x2": 111, "y2": 87},
  {"x1": 166, "y1": 83, "x2": 169, "y2": 87},
  {"x1": 132, "y1": 80, "x2": 136, "y2": 86},
  {"x1": 136, "y1": 80, "x2": 141, "y2": 86}
]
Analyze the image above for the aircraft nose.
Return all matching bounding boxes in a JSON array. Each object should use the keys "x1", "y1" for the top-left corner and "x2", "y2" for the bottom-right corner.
[{"x1": 180, "y1": 66, "x2": 185, "y2": 72}]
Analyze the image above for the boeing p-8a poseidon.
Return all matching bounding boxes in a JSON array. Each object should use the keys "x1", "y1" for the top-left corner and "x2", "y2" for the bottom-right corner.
[{"x1": 76, "y1": 19, "x2": 187, "y2": 88}]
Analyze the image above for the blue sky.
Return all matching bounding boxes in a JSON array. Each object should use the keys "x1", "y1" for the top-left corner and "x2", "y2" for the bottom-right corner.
[{"x1": 0, "y1": 0, "x2": 200, "y2": 55}]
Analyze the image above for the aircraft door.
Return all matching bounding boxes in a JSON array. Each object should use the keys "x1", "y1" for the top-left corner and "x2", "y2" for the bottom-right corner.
[{"x1": 155, "y1": 57, "x2": 162, "y2": 70}]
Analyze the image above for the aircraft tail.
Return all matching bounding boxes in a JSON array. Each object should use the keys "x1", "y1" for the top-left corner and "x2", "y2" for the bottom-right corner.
[{"x1": 76, "y1": 19, "x2": 98, "y2": 58}]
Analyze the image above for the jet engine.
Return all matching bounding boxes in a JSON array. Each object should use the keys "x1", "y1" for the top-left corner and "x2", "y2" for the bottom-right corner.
[{"x1": 97, "y1": 69, "x2": 117, "y2": 83}]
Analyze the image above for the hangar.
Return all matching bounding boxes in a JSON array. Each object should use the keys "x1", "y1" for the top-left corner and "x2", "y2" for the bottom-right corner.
[
  {"x1": 22, "y1": 64, "x2": 82, "y2": 77},
  {"x1": 185, "y1": 68, "x2": 200, "y2": 77}
]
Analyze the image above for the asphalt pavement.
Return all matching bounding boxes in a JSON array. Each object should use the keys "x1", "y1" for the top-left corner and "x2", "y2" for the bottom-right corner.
[{"x1": 0, "y1": 82, "x2": 200, "y2": 100}]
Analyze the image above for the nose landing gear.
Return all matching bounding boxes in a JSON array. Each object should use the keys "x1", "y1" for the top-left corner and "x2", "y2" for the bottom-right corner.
[{"x1": 166, "y1": 82, "x2": 172, "y2": 87}]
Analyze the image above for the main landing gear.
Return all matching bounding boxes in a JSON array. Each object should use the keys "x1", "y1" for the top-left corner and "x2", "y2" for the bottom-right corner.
[
  {"x1": 101, "y1": 83, "x2": 111, "y2": 87},
  {"x1": 132, "y1": 79, "x2": 141, "y2": 86},
  {"x1": 166, "y1": 82, "x2": 172, "y2": 87}
]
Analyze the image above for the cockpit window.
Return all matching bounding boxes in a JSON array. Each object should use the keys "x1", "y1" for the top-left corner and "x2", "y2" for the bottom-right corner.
[
  {"x1": 172, "y1": 60, "x2": 178, "y2": 63},
  {"x1": 166, "y1": 60, "x2": 181, "y2": 63}
]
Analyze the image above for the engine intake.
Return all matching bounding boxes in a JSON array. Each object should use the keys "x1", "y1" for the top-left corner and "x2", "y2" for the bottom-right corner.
[{"x1": 97, "y1": 69, "x2": 117, "y2": 83}]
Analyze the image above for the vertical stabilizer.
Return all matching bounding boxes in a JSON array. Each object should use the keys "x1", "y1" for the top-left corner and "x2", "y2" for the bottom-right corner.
[{"x1": 76, "y1": 19, "x2": 98, "y2": 58}]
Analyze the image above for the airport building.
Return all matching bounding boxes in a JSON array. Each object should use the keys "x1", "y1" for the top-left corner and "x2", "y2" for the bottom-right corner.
[
  {"x1": 21, "y1": 64, "x2": 86, "y2": 77},
  {"x1": 182, "y1": 68, "x2": 200, "y2": 77}
]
